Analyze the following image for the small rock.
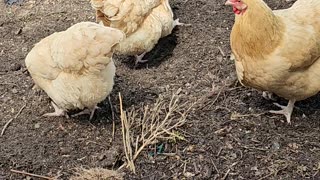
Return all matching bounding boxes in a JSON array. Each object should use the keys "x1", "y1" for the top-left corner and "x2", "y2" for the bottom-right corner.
[
  {"x1": 272, "y1": 141, "x2": 280, "y2": 150},
  {"x1": 251, "y1": 166, "x2": 258, "y2": 171},
  {"x1": 199, "y1": 154, "x2": 204, "y2": 160},
  {"x1": 216, "y1": 55, "x2": 223, "y2": 62},
  {"x1": 288, "y1": 143, "x2": 299, "y2": 149},
  {"x1": 186, "y1": 145, "x2": 195, "y2": 152},
  {"x1": 22, "y1": 47, "x2": 28, "y2": 52},
  {"x1": 34, "y1": 123, "x2": 40, "y2": 129},
  {"x1": 229, "y1": 153, "x2": 237, "y2": 160},
  {"x1": 184, "y1": 172, "x2": 195, "y2": 178},
  {"x1": 11, "y1": 88, "x2": 18, "y2": 94},
  {"x1": 225, "y1": 141, "x2": 233, "y2": 149}
]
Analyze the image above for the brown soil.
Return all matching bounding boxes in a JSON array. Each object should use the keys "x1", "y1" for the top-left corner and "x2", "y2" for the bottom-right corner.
[{"x1": 1, "y1": 0, "x2": 319, "y2": 179}]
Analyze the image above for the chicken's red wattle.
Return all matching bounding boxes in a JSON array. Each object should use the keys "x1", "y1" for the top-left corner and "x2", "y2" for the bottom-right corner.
[{"x1": 233, "y1": 7, "x2": 241, "y2": 14}]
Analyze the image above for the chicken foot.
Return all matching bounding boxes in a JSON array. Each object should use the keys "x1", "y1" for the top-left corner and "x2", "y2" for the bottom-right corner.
[
  {"x1": 133, "y1": 19, "x2": 190, "y2": 66},
  {"x1": 173, "y1": 18, "x2": 191, "y2": 28},
  {"x1": 134, "y1": 52, "x2": 148, "y2": 65},
  {"x1": 43, "y1": 101, "x2": 69, "y2": 118},
  {"x1": 71, "y1": 106, "x2": 100, "y2": 120},
  {"x1": 269, "y1": 99, "x2": 296, "y2": 124}
]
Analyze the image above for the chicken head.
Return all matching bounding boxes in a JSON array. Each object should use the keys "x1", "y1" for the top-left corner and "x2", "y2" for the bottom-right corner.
[{"x1": 225, "y1": 0, "x2": 248, "y2": 15}]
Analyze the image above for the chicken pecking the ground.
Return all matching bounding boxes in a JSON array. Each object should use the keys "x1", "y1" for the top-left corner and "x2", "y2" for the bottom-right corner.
[
  {"x1": 91, "y1": 0, "x2": 190, "y2": 66},
  {"x1": 25, "y1": 22, "x2": 125, "y2": 120},
  {"x1": 226, "y1": 0, "x2": 320, "y2": 123}
]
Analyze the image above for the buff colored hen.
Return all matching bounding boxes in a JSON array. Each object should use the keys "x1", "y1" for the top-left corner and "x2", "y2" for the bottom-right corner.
[
  {"x1": 25, "y1": 22, "x2": 124, "y2": 120},
  {"x1": 226, "y1": 0, "x2": 320, "y2": 123},
  {"x1": 91, "y1": 0, "x2": 188, "y2": 65}
]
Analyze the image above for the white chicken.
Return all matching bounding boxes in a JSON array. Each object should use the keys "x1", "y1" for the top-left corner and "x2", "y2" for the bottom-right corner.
[
  {"x1": 91, "y1": 0, "x2": 188, "y2": 65},
  {"x1": 25, "y1": 22, "x2": 125, "y2": 120}
]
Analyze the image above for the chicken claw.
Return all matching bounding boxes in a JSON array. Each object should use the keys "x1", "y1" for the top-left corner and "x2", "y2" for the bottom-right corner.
[
  {"x1": 173, "y1": 18, "x2": 191, "y2": 28},
  {"x1": 134, "y1": 52, "x2": 148, "y2": 65},
  {"x1": 71, "y1": 106, "x2": 100, "y2": 120},
  {"x1": 269, "y1": 100, "x2": 296, "y2": 124},
  {"x1": 43, "y1": 101, "x2": 69, "y2": 118}
]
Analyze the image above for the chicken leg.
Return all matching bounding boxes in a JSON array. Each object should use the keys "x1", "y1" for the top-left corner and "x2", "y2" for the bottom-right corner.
[
  {"x1": 43, "y1": 101, "x2": 69, "y2": 118},
  {"x1": 71, "y1": 106, "x2": 100, "y2": 120},
  {"x1": 269, "y1": 99, "x2": 296, "y2": 124}
]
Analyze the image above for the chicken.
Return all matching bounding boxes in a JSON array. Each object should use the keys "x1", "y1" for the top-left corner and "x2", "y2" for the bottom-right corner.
[
  {"x1": 225, "y1": 0, "x2": 320, "y2": 123},
  {"x1": 91, "y1": 0, "x2": 187, "y2": 65},
  {"x1": 25, "y1": 22, "x2": 125, "y2": 120}
]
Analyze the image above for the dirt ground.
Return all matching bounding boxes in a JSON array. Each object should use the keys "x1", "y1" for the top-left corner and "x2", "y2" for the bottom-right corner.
[{"x1": 1, "y1": 0, "x2": 320, "y2": 179}]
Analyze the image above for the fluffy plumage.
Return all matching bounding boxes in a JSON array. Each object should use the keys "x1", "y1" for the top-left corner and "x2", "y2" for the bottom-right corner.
[
  {"x1": 91, "y1": 0, "x2": 185, "y2": 64},
  {"x1": 25, "y1": 22, "x2": 125, "y2": 119},
  {"x1": 227, "y1": 0, "x2": 320, "y2": 123}
]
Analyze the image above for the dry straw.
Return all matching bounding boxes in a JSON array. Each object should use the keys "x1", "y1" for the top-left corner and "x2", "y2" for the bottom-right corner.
[{"x1": 118, "y1": 88, "x2": 195, "y2": 173}]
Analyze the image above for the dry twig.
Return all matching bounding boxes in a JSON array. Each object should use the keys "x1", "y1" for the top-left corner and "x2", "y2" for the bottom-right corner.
[
  {"x1": 119, "y1": 93, "x2": 135, "y2": 172},
  {"x1": 222, "y1": 169, "x2": 230, "y2": 180},
  {"x1": 0, "y1": 82, "x2": 18, "y2": 87},
  {"x1": 230, "y1": 112, "x2": 266, "y2": 120},
  {"x1": 10, "y1": 169, "x2": 54, "y2": 180},
  {"x1": 1, "y1": 103, "x2": 26, "y2": 136},
  {"x1": 218, "y1": 46, "x2": 226, "y2": 57},
  {"x1": 108, "y1": 96, "x2": 116, "y2": 141}
]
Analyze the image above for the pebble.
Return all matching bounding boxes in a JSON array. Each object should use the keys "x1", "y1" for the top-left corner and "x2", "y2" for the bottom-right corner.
[{"x1": 34, "y1": 123, "x2": 40, "y2": 129}]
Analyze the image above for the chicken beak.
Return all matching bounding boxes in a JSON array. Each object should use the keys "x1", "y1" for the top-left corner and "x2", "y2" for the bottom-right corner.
[{"x1": 225, "y1": 0, "x2": 234, "y2": 6}]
